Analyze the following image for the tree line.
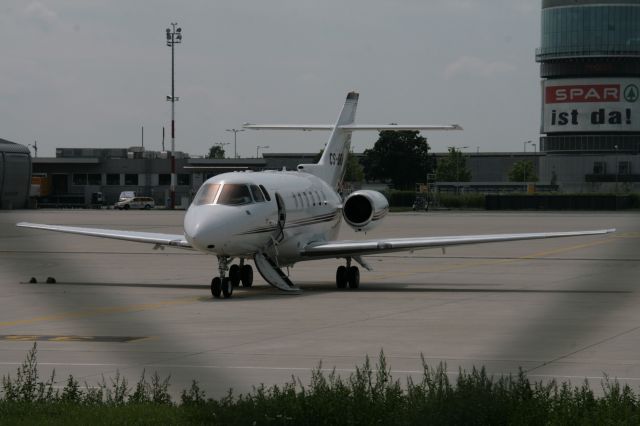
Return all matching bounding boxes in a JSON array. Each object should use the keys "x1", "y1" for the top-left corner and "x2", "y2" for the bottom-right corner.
[{"x1": 208, "y1": 131, "x2": 538, "y2": 190}]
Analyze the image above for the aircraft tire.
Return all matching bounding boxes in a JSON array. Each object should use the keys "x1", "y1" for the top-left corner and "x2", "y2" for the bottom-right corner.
[
  {"x1": 336, "y1": 266, "x2": 348, "y2": 289},
  {"x1": 211, "y1": 277, "x2": 222, "y2": 298},
  {"x1": 240, "y1": 265, "x2": 253, "y2": 288},
  {"x1": 222, "y1": 277, "x2": 233, "y2": 298},
  {"x1": 347, "y1": 266, "x2": 360, "y2": 289},
  {"x1": 229, "y1": 264, "x2": 241, "y2": 287}
]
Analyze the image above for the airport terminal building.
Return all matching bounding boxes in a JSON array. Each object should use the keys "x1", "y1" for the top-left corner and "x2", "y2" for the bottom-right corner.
[{"x1": 537, "y1": 0, "x2": 640, "y2": 191}]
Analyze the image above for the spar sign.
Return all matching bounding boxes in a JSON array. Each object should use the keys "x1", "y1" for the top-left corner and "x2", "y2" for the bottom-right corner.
[{"x1": 542, "y1": 78, "x2": 639, "y2": 133}]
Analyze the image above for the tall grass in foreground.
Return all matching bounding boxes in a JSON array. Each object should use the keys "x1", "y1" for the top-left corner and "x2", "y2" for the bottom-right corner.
[{"x1": 2, "y1": 344, "x2": 640, "y2": 425}]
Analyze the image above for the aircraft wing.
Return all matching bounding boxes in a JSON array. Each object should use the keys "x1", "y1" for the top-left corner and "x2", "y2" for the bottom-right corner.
[
  {"x1": 301, "y1": 229, "x2": 615, "y2": 258},
  {"x1": 16, "y1": 222, "x2": 192, "y2": 249}
]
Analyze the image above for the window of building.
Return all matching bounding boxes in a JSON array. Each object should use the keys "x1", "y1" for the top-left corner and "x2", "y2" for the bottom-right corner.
[
  {"x1": 593, "y1": 161, "x2": 606, "y2": 175},
  {"x1": 106, "y1": 174, "x2": 120, "y2": 185},
  {"x1": 72, "y1": 174, "x2": 87, "y2": 185},
  {"x1": 88, "y1": 174, "x2": 101, "y2": 185},
  {"x1": 178, "y1": 174, "x2": 191, "y2": 186},
  {"x1": 159, "y1": 174, "x2": 171, "y2": 185},
  {"x1": 124, "y1": 174, "x2": 138, "y2": 186},
  {"x1": 619, "y1": 161, "x2": 631, "y2": 175}
]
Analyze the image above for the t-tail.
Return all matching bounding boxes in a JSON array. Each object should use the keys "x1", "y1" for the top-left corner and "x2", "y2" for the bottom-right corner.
[
  {"x1": 243, "y1": 91, "x2": 463, "y2": 189},
  {"x1": 297, "y1": 92, "x2": 358, "y2": 188}
]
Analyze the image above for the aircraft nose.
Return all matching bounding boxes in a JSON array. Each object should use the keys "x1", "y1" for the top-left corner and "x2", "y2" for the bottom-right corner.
[{"x1": 184, "y1": 205, "x2": 238, "y2": 252}]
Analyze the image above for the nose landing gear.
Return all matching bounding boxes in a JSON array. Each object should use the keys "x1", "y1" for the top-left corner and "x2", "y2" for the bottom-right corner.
[
  {"x1": 211, "y1": 256, "x2": 233, "y2": 299},
  {"x1": 211, "y1": 257, "x2": 255, "y2": 299},
  {"x1": 336, "y1": 257, "x2": 359, "y2": 290}
]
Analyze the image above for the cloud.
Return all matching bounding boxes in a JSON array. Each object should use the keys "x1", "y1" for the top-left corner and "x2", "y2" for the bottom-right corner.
[
  {"x1": 444, "y1": 56, "x2": 516, "y2": 80},
  {"x1": 22, "y1": 1, "x2": 59, "y2": 31}
]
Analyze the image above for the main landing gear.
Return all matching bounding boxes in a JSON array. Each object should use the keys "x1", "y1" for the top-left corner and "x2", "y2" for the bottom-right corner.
[
  {"x1": 336, "y1": 257, "x2": 359, "y2": 290},
  {"x1": 211, "y1": 257, "x2": 254, "y2": 299}
]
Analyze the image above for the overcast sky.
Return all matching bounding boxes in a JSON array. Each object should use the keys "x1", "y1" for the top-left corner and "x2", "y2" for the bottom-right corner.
[{"x1": 1, "y1": 0, "x2": 541, "y2": 158}]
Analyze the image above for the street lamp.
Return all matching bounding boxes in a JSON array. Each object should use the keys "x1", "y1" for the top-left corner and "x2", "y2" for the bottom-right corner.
[
  {"x1": 523, "y1": 140, "x2": 532, "y2": 152},
  {"x1": 532, "y1": 143, "x2": 537, "y2": 153},
  {"x1": 614, "y1": 144, "x2": 619, "y2": 193},
  {"x1": 166, "y1": 22, "x2": 182, "y2": 209},
  {"x1": 256, "y1": 145, "x2": 270, "y2": 158},
  {"x1": 226, "y1": 129, "x2": 245, "y2": 159}
]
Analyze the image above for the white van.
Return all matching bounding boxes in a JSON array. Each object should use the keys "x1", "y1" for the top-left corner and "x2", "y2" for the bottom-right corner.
[
  {"x1": 115, "y1": 197, "x2": 155, "y2": 210},
  {"x1": 118, "y1": 191, "x2": 136, "y2": 202}
]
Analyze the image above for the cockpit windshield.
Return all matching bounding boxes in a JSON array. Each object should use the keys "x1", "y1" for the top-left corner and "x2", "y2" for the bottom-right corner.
[
  {"x1": 193, "y1": 183, "x2": 221, "y2": 206},
  {"x1": 216, "y1": 184, "x2": 253, "y2": 205}
]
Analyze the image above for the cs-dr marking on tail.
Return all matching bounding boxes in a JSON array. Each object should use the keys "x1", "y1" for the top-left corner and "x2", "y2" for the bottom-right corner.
[{"x1": 17, "y1": 92, "x2": 615, "y2": 299}]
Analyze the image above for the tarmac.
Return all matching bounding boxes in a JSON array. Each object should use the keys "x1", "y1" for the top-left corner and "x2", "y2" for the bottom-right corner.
[{"x1": 0, "y1": 208, "x2": 639, "y2": 398}]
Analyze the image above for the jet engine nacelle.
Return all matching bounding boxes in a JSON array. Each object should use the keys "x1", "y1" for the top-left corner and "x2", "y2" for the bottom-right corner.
[{"x1": 342, "y1": 190, "x2": 389, "y2": 232}]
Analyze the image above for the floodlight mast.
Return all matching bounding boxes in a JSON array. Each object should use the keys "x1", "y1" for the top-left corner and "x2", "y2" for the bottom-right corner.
[{"x1": 166, "y1": 22, "x2": 182, "y2": 209}]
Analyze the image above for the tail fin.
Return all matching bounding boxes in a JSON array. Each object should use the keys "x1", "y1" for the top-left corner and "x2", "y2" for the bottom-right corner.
[
  {"x1": 296, "y1": 92, "x2": 358, "y2": 189},
  {"x1": 243, "y1": 91, "x2": 463, "y2": 190}
]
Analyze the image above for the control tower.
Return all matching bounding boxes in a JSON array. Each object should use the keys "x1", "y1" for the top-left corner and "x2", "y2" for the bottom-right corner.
[{"x1": 537, "y1": 0, "x2": 640, "y2": 191}]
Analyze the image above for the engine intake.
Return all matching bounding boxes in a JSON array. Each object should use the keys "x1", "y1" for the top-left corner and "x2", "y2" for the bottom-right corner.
[{"x1": 342, "y1": 190, "x2": 389, "y2": 232}]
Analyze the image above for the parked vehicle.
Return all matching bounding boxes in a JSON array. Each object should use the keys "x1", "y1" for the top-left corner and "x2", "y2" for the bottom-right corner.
[
  {"x1": 118, "y1": 191, "x2": 136, "y2": 202},
  {"x1": 115, "y1": 196, "x2": 155, "y2": 210}
]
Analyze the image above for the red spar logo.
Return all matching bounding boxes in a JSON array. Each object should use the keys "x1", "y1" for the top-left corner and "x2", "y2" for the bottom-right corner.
[{"x1": 546, "y1": 84, "x2": 620, "y2": 103}]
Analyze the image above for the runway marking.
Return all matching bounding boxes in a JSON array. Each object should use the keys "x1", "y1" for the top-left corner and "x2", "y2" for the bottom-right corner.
[
  {"x1": 0, "y1": 335, "x2": 147, "y2": 343},
  {"x1": 0, "y1": 297, "x2": 199, "y2": 329},
  {"x1": 373, "y1": 236, "x2": 619, "y2": 280}
]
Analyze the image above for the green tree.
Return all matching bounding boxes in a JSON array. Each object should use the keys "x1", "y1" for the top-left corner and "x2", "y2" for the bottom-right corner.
[
  {"x1": 508, "y1": 160, "x2": 538, "y2": 182},
  {"x1": 206, "y1": 145, "x2": 225, "y2": 159},
  {"x1": 362, "y1": 131, "x2": 432, "y2": 190},
  {"x1": 313, "y1": 149, "x2": 365, "y2": 183},
  {"x1": 435, "y1": 147, "x2": 471, "y2": 182}
]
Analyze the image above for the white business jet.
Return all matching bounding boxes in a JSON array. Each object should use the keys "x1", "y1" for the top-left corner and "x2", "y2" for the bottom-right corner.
[{"x1": 17, "y1": 92, "x2": 614, "y2": 299}]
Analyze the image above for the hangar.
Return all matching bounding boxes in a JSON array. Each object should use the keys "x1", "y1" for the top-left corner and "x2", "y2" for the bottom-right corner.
[{"x1": 0, "y1": 138, "x2": 31, "y2": 209}]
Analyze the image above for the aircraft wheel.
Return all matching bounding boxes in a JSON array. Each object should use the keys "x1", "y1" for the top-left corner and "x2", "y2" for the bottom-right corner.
[
  {"x1": 124, "y1": 204, "x2": 130, "y2": 210},
  {"x1": 347, "y1": 266, "x2": 360, "y2": 289},
  {"x1": 336, "y1": 266, "x2": 348, "y2": 289},
  {"x1": 229, "y1": 264, "x2": 241, "y2": 287},
  {"x1": 241, "y1": 264, "x2": 253, "y2": 288},
  {"x1": 221, "y1": 277, "x2": 233, "y2": 298},
  {"x1": 211, "y1": 277, "x2": 222, "y2": 298}
]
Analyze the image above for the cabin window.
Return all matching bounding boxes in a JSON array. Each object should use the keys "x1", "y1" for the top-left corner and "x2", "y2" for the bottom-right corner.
[
  {"x1": 303, "y1": 192, "x2": 310, "y2": 207},
  {"x1": 193, "y1": 183, "x2": 221, "y2": 206},
  {"x1": 250, "y1": 185, "x2": 266, "y2": 202},
  {"x1": 217, "y1": 184, "x2": 253, "y2": 206},
  {"x1": 292, "y1": 193, "x2": 298, "y2": 209},
  {"x1": 297, "y1": 193, "x2": 303, "y2": 208},
  {"x1": 259, "y1": 185, "x2": 271, "y2": 201}
]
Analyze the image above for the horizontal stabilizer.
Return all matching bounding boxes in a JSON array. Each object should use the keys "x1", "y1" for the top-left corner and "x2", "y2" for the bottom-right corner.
[{"x1": 243, "y1": 123, "x2": 462, "y2": 131}]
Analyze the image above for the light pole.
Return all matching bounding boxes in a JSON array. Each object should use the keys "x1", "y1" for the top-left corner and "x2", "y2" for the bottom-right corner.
[
  {"x1": 532, "y1": 143, "x2": 537, "y2": 153},
  {"x1": 614, "y1": 144, "x2": 619, "y2": 193},
  {"x1": 256, "y1": 145, "x2": 269, "y2": 158},
  {"x1": 166, "y1": 22, "x2": 182, "y2": 209},
  {"x1": 523, "y1": 140, "x2": 532, "y2": 152},
  {"x1": 226, "y1": 129, "x2": 245, "y2": 159}
]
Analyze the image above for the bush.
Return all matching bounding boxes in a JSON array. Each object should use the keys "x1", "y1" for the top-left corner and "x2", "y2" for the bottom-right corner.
[{"x1": 3, "y1": 344, "x2": 640, "y2": 424}]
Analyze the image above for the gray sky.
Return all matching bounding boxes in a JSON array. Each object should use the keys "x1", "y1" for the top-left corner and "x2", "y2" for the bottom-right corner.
[{"x1": 1, "y1": 0, "x2": 541, "y2": 158}]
